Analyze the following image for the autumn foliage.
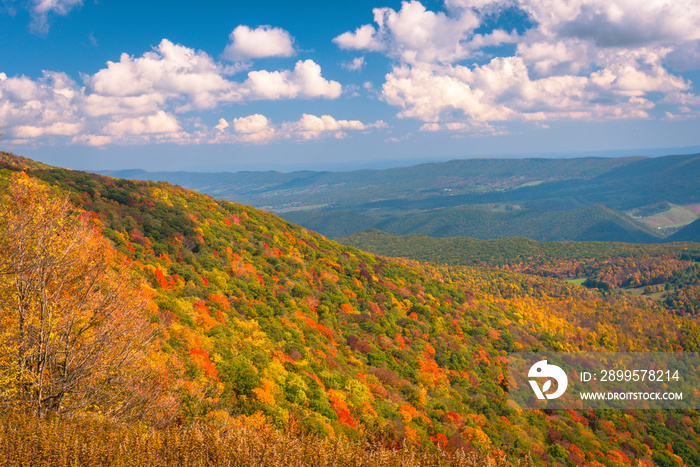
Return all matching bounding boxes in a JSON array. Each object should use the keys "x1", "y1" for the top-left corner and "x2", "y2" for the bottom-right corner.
[
  {"x1": 1, "y1": 152, "x2": 699, "y2": 466},
  {"x1": 0, "y1": 174, "x2": 168, "y2": 421}
]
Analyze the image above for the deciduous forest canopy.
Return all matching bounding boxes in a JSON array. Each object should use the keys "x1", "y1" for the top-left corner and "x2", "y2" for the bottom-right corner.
[{"x1": 0, "y1": 152, "x2": 699, "y2": 466}]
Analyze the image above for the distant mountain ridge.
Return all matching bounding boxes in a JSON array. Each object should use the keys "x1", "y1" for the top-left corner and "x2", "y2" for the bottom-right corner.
[
  {"x1": 101, "y1": 153, "x2": 700, "y2": 242},
  {"x1": 284, "y1": 203, "x2": 662, "y2": 242},
  {"x1": 100, "y1": 156, "x2": 645, "y2": 210}
]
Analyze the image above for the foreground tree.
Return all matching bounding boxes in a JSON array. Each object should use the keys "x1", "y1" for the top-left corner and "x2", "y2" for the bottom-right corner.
[{"x1": 0, "y1": 174, "x2": 159, "y2": 419}]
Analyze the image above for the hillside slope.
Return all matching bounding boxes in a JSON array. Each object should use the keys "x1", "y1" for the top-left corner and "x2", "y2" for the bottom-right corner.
[
  {"x1": 284, "y1": 203, "x2": 661, "y2": 241},
  {"x1": 2, "y1": 152, "x2": 700, "y2": 466},
  {"x1": 339, "y1": 230, "x2": 700, "y2": 267},
  {"x1": 667, "y1": 217, "x2": 700, "y2": 242}
]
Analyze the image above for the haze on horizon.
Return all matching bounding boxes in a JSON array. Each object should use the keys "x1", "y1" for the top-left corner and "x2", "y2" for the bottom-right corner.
[{"x1": 1, "y1": 0, "x2": 700, "y2": 172}]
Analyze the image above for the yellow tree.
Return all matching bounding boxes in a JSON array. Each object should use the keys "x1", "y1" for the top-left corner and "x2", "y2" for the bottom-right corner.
[{"x1": 0, "y1": 174, "x2": 160, "y2": 419}]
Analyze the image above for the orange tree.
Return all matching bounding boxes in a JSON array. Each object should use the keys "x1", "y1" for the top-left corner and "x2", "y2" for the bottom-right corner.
[{"x1": 0, "y1": 174, "x2": 160, "y2": 419}]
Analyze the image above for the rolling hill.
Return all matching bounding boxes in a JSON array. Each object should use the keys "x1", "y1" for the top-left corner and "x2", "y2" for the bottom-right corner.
[
  {"x1": 284, "y1": 203, "x2": 662, "y2": 241},
  {"x1": 339, "y1": 229, "x2": 700, "y2": 267}
]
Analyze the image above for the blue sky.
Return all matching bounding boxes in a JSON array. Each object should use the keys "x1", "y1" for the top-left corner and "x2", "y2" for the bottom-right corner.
[{"x1": 1, "y1": 0, "x2": 700, "y2": 171}]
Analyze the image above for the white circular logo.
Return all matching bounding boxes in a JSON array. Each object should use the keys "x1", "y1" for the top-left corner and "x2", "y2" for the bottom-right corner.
[{"x1": 528, "y1": 359, "x2": 568, "y2": 400}]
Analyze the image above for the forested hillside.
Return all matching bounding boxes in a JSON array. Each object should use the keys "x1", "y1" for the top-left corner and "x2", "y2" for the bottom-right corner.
[
  {"x1": 1, "y1": 152, "x2": 699, "y2": 466},
  {"x1": 341, "y1": 230, "x2": 700, "y2": 315},
  {"x1": 669, "y1": 218, "x2": 700, "y2": 243},
  {"x1": 286, "y1": 203, "x2": 661, "y2": 241}
]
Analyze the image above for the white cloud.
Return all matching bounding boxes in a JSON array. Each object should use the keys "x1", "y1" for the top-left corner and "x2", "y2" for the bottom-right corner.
[
  {"x1": 83, "y1": 40, "x2": 340, "y2": 108},
  {"x1": 381, "y1": 51, "x2": 683, "y2": 127},
  {"x1": 213, "y1": 113, "x2": 386, "y2": 144},
  {"x1": 444, "y1": 0, "x2": 503, "y2": 9},
  {"x1": 375, "y1": 0, "x2": 481, "y2": 63},
  {"x1": 343, "y1": 57, "x2": 366, "y2": 71},
  {"x1": 419, "y1": 120, "x2": 506, "y2": 136},
  {"x1": 73, "y1": 134, "x2": 113, "y2": 147},
  {"x1": 103, "y1": 110, "x2": 180, "y2": 137},
  {"x1": 242, "y1": 70, "x2": 297, "y2": 100},
  {"x1": 1, "y1": 37, "x2": 346, "y2": 146},
  {"x1": 1, "y1": 75, "x2": 43, "y2": 101},
  {"x1": 589, "y1": 49, "x2": 689, "y2": 97},
  {"x1": 32, "y1": 0, "x2": 82, "y2": 16},
  {"x1": 29, "y1": 0, "x2": 82, "y2": 33},
  {"x1": 243, "y1": 60, "x2": 342, "y2": 100},
  {"x1": 0, "y1": 71, "x2": 82, "y2": 140},
  {"x1": 382, "y1": 62, "x2": 514, "y2": 123},
  {"x1": 214, "y1": 118, "x2": 229, "y2": 132},
  {"x1": 78, "y1": 93, "x2": 166, "y2": 117},
  {"x1": 334, "y1": 1, "x2": 491, "y2": 64},
  {"x1": 334, "y1": 0, "x2": 700, "y2": 133},
  {"x1": 77, "y1": 110, "x2": 184, "y2": 147},
  {"x1": 286, "y1": 114, "x2": 369, "y2": 140},
  {"x1": 14, "y1": 121, "x2": 82, "y2": 138},
  {"x1": 522, "y1": 0, "x2": 700, "y2": 48},
  {"x1": 85, "y1": 39, "x2": 240, "y2": 111},
  {"x1": 232, "y1": 114, "x2": 270, "y2": 134},
  {"x1": 223, "y1": 25, "x2": 295, "y2": 61},
  {"x1": 517, "y1": 38, "x2": 592, "y2": 76},
  {"x1": 333, "y1": 25, "x2": 386, "y2": 52},
  {"x1": 229, "y1": 114, "x2": 276, "y2": 143}
]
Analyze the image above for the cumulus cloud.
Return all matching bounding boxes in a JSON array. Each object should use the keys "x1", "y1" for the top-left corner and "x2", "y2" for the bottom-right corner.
[
  {"x1": 232, "y1": 114, "x2": 271, "y2": 133},
  {"x1": 214, "y1": 118, "x2": 229, "y2": 132},
  {"x1": 516, "y1": 38, "x2": 592, "y2": 77},
  {"x1": 0, "y1": 71, "x2": 82, "y2": 140},
  {"x1": 381, "y1": 50, "x2": 684, "y2": 127},
  {"x1": 228, "y1": 114, "x2": 276, "y2": 143},
  {"x1": 1, "y1": 37, "x2": 346, "y2": 146},
  {"x1": 373, "y1": 0, "x2": 482, "y2": 63},
  {"x1": 334, "y1": 0, "x2": 512, "y2": 64},
  {"x1": 223, "y1": 25, "x2": 295, "y2": 61},
  {"x1": 14, "y1": 121, "x2": 82, "y2": 138},
  {"x1": 333, "y1": 25, "x2": 386, "y2": 52},
  {"x1": 73, "y1": 111, "x2": 183, "y2": 146},
  {"x1": 522, "y1": 0, "x2": 700, "y2": 48},
  {"x1": 444, "y1": 0, "x2": 502, "y2": 9},
  {"x1": 243, "y1": 60, "x2": 342, "y2": 99},
  {"x1": 213, "y1": 113, "x2": 386, "y2": 144},
  {"x1": 103, "y1": 110, "x2": 180, "y2": 137},
  {"x1": 85, "y1": 39, "x2": 240, "y2": 111},
  {"x1": 334, "y1": 0, "x2": 700, "y2": 133},
  {"x1": 285, "y1": 114, "x2": 370, "y2": 140},
  {"x1": 79, "y1": 93, "x2": 166, "y2": 118},
  {"x1": 82, "y1": 40, "x2": 340, "y2": 108}
]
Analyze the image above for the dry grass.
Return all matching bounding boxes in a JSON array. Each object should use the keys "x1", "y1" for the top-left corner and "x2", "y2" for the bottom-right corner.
[{"x1": 0, "y1": 411, "x2": 535, "y2": 467}]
